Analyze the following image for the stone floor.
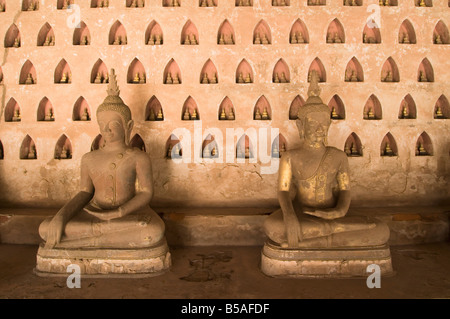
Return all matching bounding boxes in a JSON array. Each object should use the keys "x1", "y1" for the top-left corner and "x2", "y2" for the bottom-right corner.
[{"x1": 1, "y1": 242, "x2": 450, "y2": 300}]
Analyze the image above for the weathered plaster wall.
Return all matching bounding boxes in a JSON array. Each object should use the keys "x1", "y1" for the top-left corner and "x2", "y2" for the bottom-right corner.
[{"x1": 0, "y1": 0, "x2": 449, "y2": 209}]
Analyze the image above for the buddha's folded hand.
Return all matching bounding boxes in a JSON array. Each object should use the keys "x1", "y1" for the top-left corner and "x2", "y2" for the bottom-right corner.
[{"x1": 44, "y1": 215, "x2": 65, "y2": 249}]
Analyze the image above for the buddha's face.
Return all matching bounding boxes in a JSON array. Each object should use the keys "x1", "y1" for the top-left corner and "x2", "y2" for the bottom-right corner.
[
  {"x1": 302, "y1": 112, "x2": 330, "y2": 145},
  {"x1": 97, "y1": 111, "x2": 127, "y2": 145}
]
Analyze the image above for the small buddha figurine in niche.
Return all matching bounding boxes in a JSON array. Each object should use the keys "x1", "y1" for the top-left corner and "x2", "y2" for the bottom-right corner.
[
  {"x1": 263, "y1": 70, "x2": 390, "y2": 252},
  {"x1": 25, "y1": 73, "x2": 34, "y2": 85},
  {"x1": 12, "y1": 109, "x2": 21, "y2": 122},
  {"x1": 435, "y1": 35, "x2": 443, "y2": 44},
  {"x1": 13, "y1": 37, "x2": 20, "y2": 48},
  {"x1": 28, "y1": 144, "x2": 36, "y2": 159},
  {"x1": 228, "y1": 108, "x2": 235, "y2": 120},
  {"x1": 45, "y1": 108, "x2": 55, "y2": 121},
  {"x1": 244, "y1": 73, "x2": 252, "y2": 83},
  {"x1": 81, "y1": 108, "x2": 90, "y2": 121},
  {"x1": 419, "y1": 70, "x2": 428, "y2": 82},
  {"x1": 384, "y1": 142, "x2": 394, "y2": 156},
  {"x1": 156, "y1": 109, "x2": 163, "y2": 121},
  {"x1": 435, "y1": 105, "x2": 444, "y2": 118},
  {"x1": 38, "y1": 69, "x2": 168, "y2": 255},
  {"x1": 238, "y1": 73, "x2": 244, "y2": 83}
]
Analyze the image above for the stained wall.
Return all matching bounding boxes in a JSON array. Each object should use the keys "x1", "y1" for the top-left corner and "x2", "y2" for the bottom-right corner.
[{"x1": 0, "y1": 0, "x2": 449, "y2": 209}]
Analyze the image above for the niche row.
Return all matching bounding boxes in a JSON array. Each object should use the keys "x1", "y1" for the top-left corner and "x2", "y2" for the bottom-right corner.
[
  {"x1": 4, "y1": 94, "x2": 449, "y2": 123},
  {"x1": 4, "y1": 19, "x2": 450, "y2": 49},
  {"x1": 0, "y1": 130, "x2": 437, "y2": 162},
  {"x1": 3, "y1": 0, "x2": 443, "y2": 11},
  {"x1": 0, "y1": 56, "x2": 441, "y2": 86}
]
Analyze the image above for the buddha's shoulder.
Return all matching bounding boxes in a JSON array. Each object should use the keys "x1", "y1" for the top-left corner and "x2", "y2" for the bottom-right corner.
[
  {"x1": 326, "y1": 146, "x2": 347, "y2": 160},
  {"x1": 125, "y1": 147, "x2": 152, "y2": 162}
]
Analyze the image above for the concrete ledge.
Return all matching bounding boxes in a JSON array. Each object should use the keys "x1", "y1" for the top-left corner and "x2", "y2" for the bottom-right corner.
[{"x1": 1, "y1": 207, "x2": 449, "y2": 246}]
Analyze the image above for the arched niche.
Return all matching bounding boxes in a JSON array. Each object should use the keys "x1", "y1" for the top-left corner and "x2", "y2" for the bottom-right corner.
[
  {"x1": 165, "y1": 134, "x2": 182, "y2": 159},
  {"x1": 20, "y1": 135, "x2": 37, "y2": 160},
  {"x1": 200, "y1": 0, "x2": 217, "y2": 7},
  {"x1": 127, "y1": 58, "x2": 146, "y2": 84},
  {"x1": 91, "y1": 59, "x2": 108, "y2": 84},
  {"x1": 434, "y1": 95, "x2": 449, "y2": 119},
  {"x1": 381, "y1": 57, "x2": 400, "y2": 82},
  {"x1": 415, "y1": 132, "x2": 433, "y2": 156},
  {"x1": 235, "y1": 0, "x2": 253, "y2": 6},
  {"x1": 433, "y1": 20, "x2": 449, "y2": 44},
  {"x1": 57, "y1": 0, "x2": 74, "y2": 9},
  {"x1": 37, "y1": 23, "x2": 55, "y2": 46},
  {"x1": 398, "y1": 94, "x2": 417, "y2": 119},
  {"x1": 130, "y1": 134, "x2": 146, "y2": 152},
  {"x1": 126, "y1": 0, "x2": 145, "y2": 7},
  {"x1": 19, "y1": 60, "x2": 37, "y2": 85},
  {"x1": 22, "y1": 0, "x2": 39, "y2": 11},
  {"x1": 415, "y1": 0, "x2": 432, "y2": 7},
  {"x1": 345, "y1": 57, "x2": 364, "y2": 82},
  {"x1": 398, "y1": 20, "x2": 417, "y2": 44},
  {"x1": 163, "y1": 0, "x2": 181, "y2": 7},
  {"x1": 54, "y1": 135, "x2": 73, "y2": 159},
  {"x1": 200, "y1": 59, "x2": 218, "y2": 84},
  {"x1": 328, "y1": 95, "x2": 346, "y2": 120},
  {"x1": 363, "y1": 95, "x2": 382, "y2": 120},
  {"x1": 37, "y1": 97, "x2": 55, "y2": 122},
  {"x1": 289, "y1": 19, "x2": 309, "y2": 44},
  {"x1": 146, "y1": 21, "x2": 163, "y2": 45},
  {"x1": 289, "y1": 95, "x2": 305, "y2": 120},
  {"x1": 272, "y1": 0, "x2": 290, "y2": 5},
  {"x1": 4, "y1": 24, "x2": 21, "y2": 48},
  {"x1": 236, "y1": 59, "x2": 254, "y2": 83},
  {"x1": 326, "y1": 18, "x2": 345, "y2": 43},
  {"x1": 109, "y1": 21, "x2": 127, "y2": 45},
  {"x1": 218, "y1": 97, "x2": 235, "y2": 120},
  {"x1": 73, "y1": 97, "x2": 91, "y2": 121},
  {"x1": 343, "y1": 0, "x2": 362, "y2": 5},
  {"x1": 308, "y1": 58, "x2": 326, "y2": 82},
  {"x1": 54, "y1": 59, "x2": 72, "y2": 84},
  {"x1": 380, "y1": 133, "x2": 398, "y2": 157},
  {"x1": 307, "y1": 0, "x2": 326, "y2": 5},
  {"x1": 379, "y1": 0, "x2": 397, "y2": 6},
  {"x1": 145, "y1": 96, "x2": 164, "y2": 121},
  {"x1": 164, "y1": 59, "x2": 181, "y2": 84},
  {"x1": 363, "y1": 20, "x2": 381, "y2": 44},
  {"x1": 181, "y1": 20, "x2": 199, "y2": 45},
  {"x1": 73, "y1": 21, "x2": 91, "y2": 45},
  {"x1": 217, "y1": 20, "x2": 235, "y2": 45},
  {"x1": 273, "y1": 59, "x2": 290, "y2": 83},
  {"x1": 236, "y1": 135, "x2": 254, "y2": 159},
  {"x1": 254, "y1": 96, "x2": 272, "y2": 120},
  {"x1": 201, "y1": 134, "x2": 219, "y2": 159},
  {"x1": 253, "y1": 20, "x2": 272, "y2": 44},
  {"x1": 91, "y1": 134, "x2": 105, "y2": 151},
  {"x1": 417, "y1": 58, "x2": 434, "y2": 82},
  {"x1": 91, "y1": 0, "x2": 109, "y2": 8},
  {"x1": 4, "y1": 98, "x2": 21, "y2": 122},
  {"x1": 344, "y1": 133, "x2": 363, "y2": 157},
  {"x1": 181, "y1": 96, "x2": 200, "y2": 120},
  {"x1": 271, "y1": 134, "x2": 287, "y2": 158}
]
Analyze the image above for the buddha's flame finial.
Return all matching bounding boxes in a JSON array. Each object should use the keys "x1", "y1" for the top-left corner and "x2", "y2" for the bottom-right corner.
[
  {"x1": 107, "y1": 69, "x2": 120, "y2": 97},
  {"x1": 308, "y1": 70, "x2": 321, "y2": 98}
]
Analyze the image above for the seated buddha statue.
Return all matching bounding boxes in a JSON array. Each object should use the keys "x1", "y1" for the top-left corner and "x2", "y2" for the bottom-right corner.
[
  {"x1": 264, "y1": 71, "x2": 390, "y2": 249},
  {"x1": 39, "y1": 69, "x2": 166, "y2": 250}
]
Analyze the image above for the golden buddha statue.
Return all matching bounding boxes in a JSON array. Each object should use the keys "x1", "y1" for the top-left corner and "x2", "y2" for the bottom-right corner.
[
  {"x1": 261, "y1": 70, "x2": 392, "y2": 277},
  {"x1": 36, "y1": 69, "x2": 170, "y2": 276}
]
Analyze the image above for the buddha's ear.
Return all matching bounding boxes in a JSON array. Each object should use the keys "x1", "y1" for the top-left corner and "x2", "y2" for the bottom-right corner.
[{"x1": 126, "y1": 120, "x2": 134, "y2": 132}]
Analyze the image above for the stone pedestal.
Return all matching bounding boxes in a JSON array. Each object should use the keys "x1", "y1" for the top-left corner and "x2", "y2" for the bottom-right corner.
[
  {"x1": 261, "y1": 241, "x2": 394, "y2": 278},
  {"x1": 35, "y1": 239, "x2": 171, "y2": 278}
]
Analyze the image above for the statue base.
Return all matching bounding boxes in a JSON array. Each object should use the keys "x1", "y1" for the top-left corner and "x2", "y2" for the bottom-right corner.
[
  {"x1": 34, "y1": 239, "x2": 171, "y2": 278},
  {"x1": 261, "y1": 241, "x2": 394, "y2": 278}
]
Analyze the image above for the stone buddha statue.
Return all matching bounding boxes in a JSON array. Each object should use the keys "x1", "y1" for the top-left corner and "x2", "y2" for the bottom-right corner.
[
  {"x1": 261, "y1": 71, "x2": 392, "y2": 277},
  {"x1": 36, "y1": 69, "x2": 171, "y2": 276}
]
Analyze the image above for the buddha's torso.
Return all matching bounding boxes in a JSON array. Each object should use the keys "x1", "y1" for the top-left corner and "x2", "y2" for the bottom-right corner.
[
  {"x1": 289, "y1": 147, "x2": 343, "y2": 209},
  {"x1": 84, "y1": 148, "x2": 142, "y2": 209}
]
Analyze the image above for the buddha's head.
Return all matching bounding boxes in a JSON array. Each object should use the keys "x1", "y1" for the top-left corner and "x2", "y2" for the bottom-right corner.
[
  {"x1": 96, "y1": 69, "x2": 134, "y2": 146},
  {"x1": 296, "y1": 70, "x2": 331, "y2": 146}
]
